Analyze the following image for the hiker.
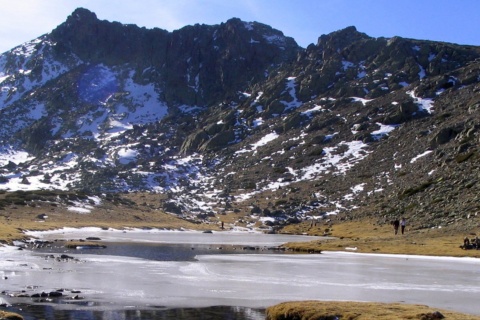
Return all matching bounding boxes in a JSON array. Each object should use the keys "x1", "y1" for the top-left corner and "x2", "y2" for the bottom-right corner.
[
  {"x1": 400, "y1": 217, "x2": 406, "y2": 235},
  {"x1": 463, "y1": 237, "x2": 471, "y2": 249},
  {"x1": 392, "y1": 219, "x2": 400, "y2": 235}
]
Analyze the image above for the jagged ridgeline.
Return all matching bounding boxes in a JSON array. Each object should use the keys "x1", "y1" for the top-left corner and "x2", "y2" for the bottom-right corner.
[{"x1": 1, "y1": 7, "x2": 480, "y2": 230}]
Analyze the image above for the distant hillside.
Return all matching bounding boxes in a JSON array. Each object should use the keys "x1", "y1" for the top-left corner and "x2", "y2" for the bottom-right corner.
[{"x1": 1, "y1": 8, "x2": 480, "y2": 233}]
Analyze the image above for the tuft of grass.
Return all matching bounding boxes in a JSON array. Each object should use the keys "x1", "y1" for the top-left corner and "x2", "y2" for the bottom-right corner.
[
  {"x1": 0, "y1": 310, "x2": 24, "y2": 320},
  {"x1": 265, "y1": 301, "x2": 480, "y2": 320}
]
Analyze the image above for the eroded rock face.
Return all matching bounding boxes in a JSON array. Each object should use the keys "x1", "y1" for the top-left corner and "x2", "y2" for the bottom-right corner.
[
  {"x1": 2, "y1": 9, "x2": 480, "y2": 231},
  {"x1": 50, "y1": 8, "x2": 300, "y2": 108}
]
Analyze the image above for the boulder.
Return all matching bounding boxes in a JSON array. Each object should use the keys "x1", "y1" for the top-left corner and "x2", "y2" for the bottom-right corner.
[
  {"x1": 200, "y1": 130, "x2": 236, "y2": 151},
  {"x1": 430, "y1": 127, "x2": 459, "y2": 148}
]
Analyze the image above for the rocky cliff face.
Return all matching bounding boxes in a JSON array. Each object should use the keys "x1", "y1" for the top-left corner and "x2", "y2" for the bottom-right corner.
[
  {"x1": 1, "y1": 9, "x2": 480, "y2": 231},
  {"x1": 50, "y1": 8, "x2": 300, "y2": 107}
]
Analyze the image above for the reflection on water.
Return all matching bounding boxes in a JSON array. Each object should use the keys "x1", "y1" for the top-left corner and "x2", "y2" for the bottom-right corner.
[
  {"x1": 5, "y1": 304, "x2": 265, "y2": 320},
  {"x1": 34, "y1": 241, "x2": 286, "y2": 261}
]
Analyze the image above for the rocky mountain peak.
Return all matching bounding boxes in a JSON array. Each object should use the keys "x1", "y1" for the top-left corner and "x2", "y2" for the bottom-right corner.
[
  {"x1": 67, "y1": 7, "x2": 99, "y2": 24},
  {"x1": 316, "y1": 25, "x2": 371, "y2": 52},
  {"x1": 2, "y1": 11, "x2": 480, "y2": 233},
  {"x1": 51, "y1": 8, "x2": 168, "y2": 65}
]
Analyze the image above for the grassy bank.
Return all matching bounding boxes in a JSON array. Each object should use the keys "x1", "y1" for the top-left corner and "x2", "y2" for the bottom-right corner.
[
  {"x1": 265, "y1": 301, "x2": 480, "y2": 320},
  {"x1": 0, "y1": 193, "x2": 216, "y2": 244},
  {"x1": 279, "y1": 218, "x2": 480, "y2": 258},
  {"x1": 0, "y1": 310, "x2": 23, "y2": 320}
]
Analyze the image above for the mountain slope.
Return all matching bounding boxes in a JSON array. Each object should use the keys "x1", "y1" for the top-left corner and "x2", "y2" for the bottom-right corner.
[{"x1": 1, "y1": 9, "x2": 480, "y2": 233}]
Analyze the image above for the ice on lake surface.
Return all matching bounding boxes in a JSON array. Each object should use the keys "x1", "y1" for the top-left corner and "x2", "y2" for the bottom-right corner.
[{"x1": 1, "y1": 229, "x2": 480, "y2": 317}]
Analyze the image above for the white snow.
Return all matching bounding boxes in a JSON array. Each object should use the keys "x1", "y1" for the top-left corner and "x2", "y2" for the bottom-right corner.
[
  {"x1": 371, "y1": 123, "x2": 398, "y2": 140},
  {"x1": 178, "y1": 104, "x2": 203, "y2": 113},
  {"x1": 282, "y1": 77, "x2": 302, "y2": 110},
  {"x1": 263, "y1": 34, "x2": 286, "y2": 47},
  {"x1": 351, "y1": 97, "x2": 372, "y2": 105},
  {"x1": 0, "y1": 146, "x2": 33, "y2": 166},
  {"x1": 0, "y1": 73, "x2": 9, "y2": 84},
  {"x1": 252, "y1": 133, "x2": 279, "y2": 149},
  {"x1": 252, "y1": 117, "x2": 264, "y2": 127},
  {"x1": 0, "y1": 39, "x2": 81, "y2": 108},
  {"x1": 27, "y1": 103, "x2": 47, "y2": 120},
  {"x1": 407, "y1": 90, "x2": 434, "y2": 114},
  {"x1": 357, "y1": 70, "x2": 367, "y2": 78},
  {"x1": 67, "y1": 206, "x2": 92, "y2": 214},
  {"x1": 352, "y1": 183, "x2": 366, "y2": 193},
  {"x1": 117, "y1": 148, "x2": 139, "y2": 164},
  {"x1": 410, "y1": 150, "x2": 433, "y2": 163},
  {"x1": 301, "y1": 104, "x2": 324, "y2": 117},
  {"x1": 235, "y1": 132, "x2": 279, "y2": 154},
  {"x1": 243, "y1": 139, "x2": 371, "y2": 198},
  {"x1": 417, "y1": 64, "x2": 426, "y2": 79},
  {"x1": 342, "y1": 60, "x2": 355, "y2": 70}
]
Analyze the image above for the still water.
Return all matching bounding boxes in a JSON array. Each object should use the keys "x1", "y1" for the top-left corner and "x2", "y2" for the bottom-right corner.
[
  {"x1": 3, "y1": 230, "x2": 309, "y2": 320},
  {"x1": 36, "y1": 240, "x2": 288, "y2": 261},
  {"x1": 5, "y1": 304, "x2": 265, "y2": 320}
]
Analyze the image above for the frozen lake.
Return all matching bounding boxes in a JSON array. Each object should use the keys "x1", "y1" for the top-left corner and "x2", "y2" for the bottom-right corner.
[{"x1": 1, "y1": 228, "x2": 480, "y2": 319}]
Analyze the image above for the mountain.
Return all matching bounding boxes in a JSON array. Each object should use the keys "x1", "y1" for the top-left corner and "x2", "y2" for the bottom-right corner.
[{"x1": 1, "y1": 8, "x2": 480, "y2": 232}]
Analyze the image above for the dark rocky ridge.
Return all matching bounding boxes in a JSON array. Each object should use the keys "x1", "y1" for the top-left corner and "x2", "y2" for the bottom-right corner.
[
  {"x1": 50, "y1": 8, "x2": 300, "y2": 107},
  {"x1": 1, "y1": 8, "x2": 480, "y2": 233}
]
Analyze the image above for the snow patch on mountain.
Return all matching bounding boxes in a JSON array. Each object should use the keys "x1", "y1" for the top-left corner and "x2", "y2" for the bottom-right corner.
[
  {"x1": 408, "y1": 90, "x2": 434, "y2": 114},
  {"x1": 371, "y1": 123, "x2": 399, "y2": 140},
  {"x1": 282, "y1": 77, "x2": 303, "y2": 111},
  {"x1": 235, "y1": 132, "x2": 279, "y2": 155},
  {"x1": 117, "y1": 148, "x2": 139, "y2": 164},
  {"x1": 0, "y1": 38, "x2": 81, "y2": 108},
  {"x1": 301, "y1": 140, "x2": 370, "y2": 178},
  {"x1": 0, "y1": 146, "x2": 33, "y2": 166}
]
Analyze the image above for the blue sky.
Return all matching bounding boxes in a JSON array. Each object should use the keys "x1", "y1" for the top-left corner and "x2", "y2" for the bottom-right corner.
[{"x1": 1, "y1": 0, "x2": 480, "y2": 53}]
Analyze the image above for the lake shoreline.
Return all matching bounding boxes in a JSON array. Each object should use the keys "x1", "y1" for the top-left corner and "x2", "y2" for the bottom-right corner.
[
  {"x1": 2, "y1": 217, "x2": 480, "y2": 320},
  {"x1": 2, "y1": 229, "x2": 478, "y2": 319}
]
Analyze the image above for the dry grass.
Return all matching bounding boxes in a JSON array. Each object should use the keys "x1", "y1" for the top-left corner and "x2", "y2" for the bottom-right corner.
[
  {"x1": 266, "y1": 301, "x2": 480, "y2": 320},
  {"x1": 0, "y1": 194, "x2": 217, "y2": 244},
  {"x1": 280, "y1": 218, "x2": 480, "y2": 258},
  {"x1": 0, "y1": 310, "x2": 24, "y2": 320}
]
